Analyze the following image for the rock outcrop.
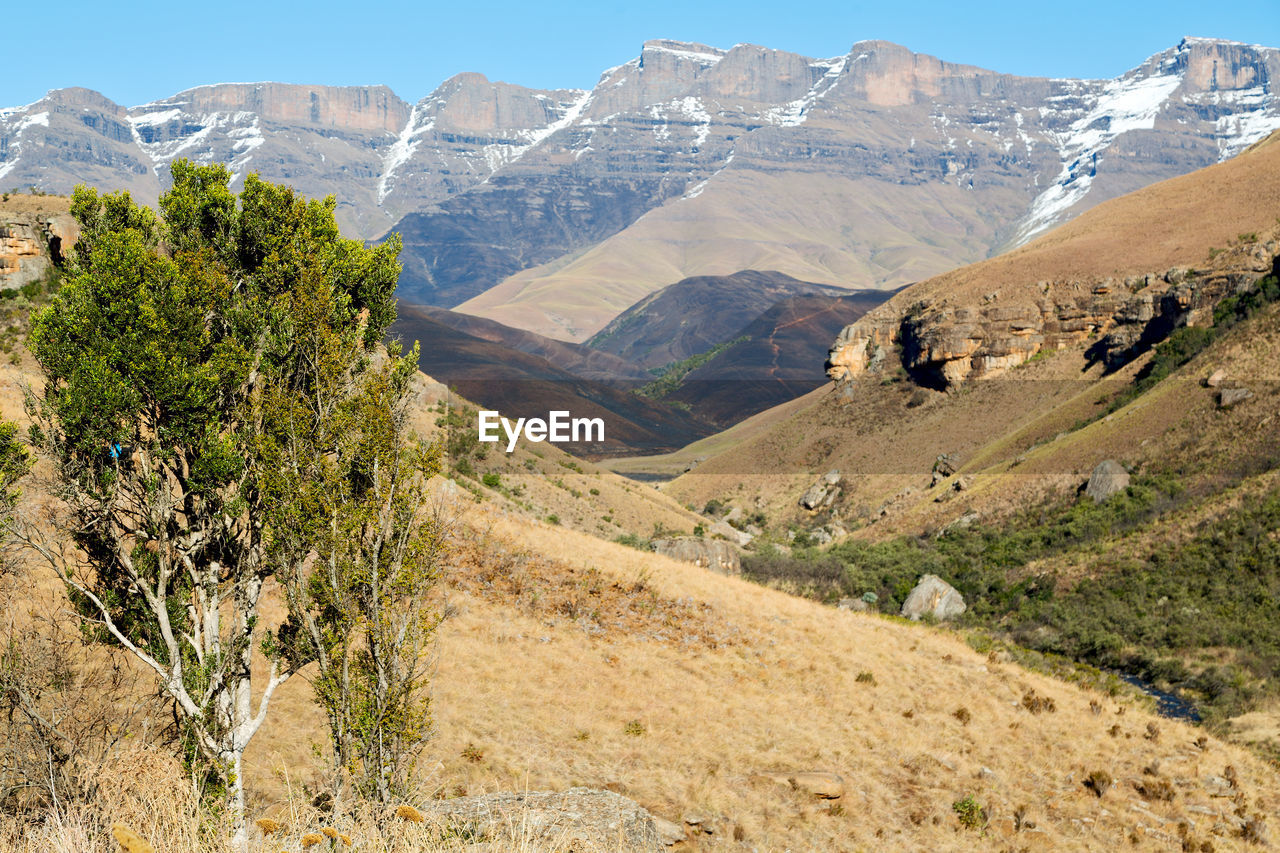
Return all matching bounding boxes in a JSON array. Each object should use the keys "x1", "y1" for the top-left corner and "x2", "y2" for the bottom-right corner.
[
  {"x1": 800, "y1": 469, "x2": 842, "y2": 510},
  {"x1": 0, "y1": 201, "x2": 75, "y2": 291},
  {"x1": 1084, "y1": 460, "x2": 1131, "y2": 504},
  {"x1": 1218, "y1": 387, "x2": 1254, "y2": 408},
  {"x1": 652, "y1": 537, "x2": 741, "y2": 574},
  {"x1": 828, "y1": 241, "x2": 1280, "y2": 389},
  {"x1": 900, "y1": 575, "x2": 967, "y2": 621},
  {"x1": 412, "y1": 788, "x2": 663, "y2": 851}
]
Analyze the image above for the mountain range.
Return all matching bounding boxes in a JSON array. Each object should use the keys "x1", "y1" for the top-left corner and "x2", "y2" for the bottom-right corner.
[{"x1": 3, "y1": 36, "x2": 1279, "y2": 346}]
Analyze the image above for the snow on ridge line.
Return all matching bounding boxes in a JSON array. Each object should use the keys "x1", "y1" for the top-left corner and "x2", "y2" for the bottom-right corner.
[
  {"x1": 128, "y1": 108, "x2": 183, "y2": 126},
  {"x1": 1015, "y1": 64, "x2": 1185, "y2": 245},
  {"x1": 642, "y1": 41, "x2": 727, "y2": 64}
]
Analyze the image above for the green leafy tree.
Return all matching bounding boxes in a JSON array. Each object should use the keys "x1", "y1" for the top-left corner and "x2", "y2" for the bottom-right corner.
[
  {"x1": 269, "y1": 344, "x2": 448, "y2": 803},
  {"x1": 22, "y1": 160, "x2": 401, "y2": 849}
]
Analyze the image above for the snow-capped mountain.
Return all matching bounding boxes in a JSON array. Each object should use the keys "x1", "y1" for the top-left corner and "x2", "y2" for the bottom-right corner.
[{"x1": 1, "y1": 37, "x2": 1278, "y2": 339}]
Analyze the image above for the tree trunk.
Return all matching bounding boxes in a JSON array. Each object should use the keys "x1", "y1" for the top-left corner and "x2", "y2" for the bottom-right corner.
[{"x1": 227, "y1": 749, "x2": 248, "y2": 853}]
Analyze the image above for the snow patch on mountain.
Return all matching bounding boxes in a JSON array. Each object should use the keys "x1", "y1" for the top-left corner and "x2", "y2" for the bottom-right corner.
[
  {"x1": 0, "y1": 110, "x2": 49, "y2": 182},
  {"x1": 764, "y1": 55, "x2": 848, "y2": 128},
  {"x1": 642, "y1": 41, "x2": 726, "y2": 66},
  {"x1": 1015, "y1": 66, "x2": 1183, "y2": 244},
  {"x1": 378, "y1": 103, "x2": 433, "y2": 203}
]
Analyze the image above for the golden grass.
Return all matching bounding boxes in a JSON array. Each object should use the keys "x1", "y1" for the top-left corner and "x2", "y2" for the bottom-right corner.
[{"x1": 407, "y1": 508, "x2": 1280, "y2": 850}]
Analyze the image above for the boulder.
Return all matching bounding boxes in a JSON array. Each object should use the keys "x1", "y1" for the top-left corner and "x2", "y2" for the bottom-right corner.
[
  {"x1": 709, "y1": 519, "x2": 753, "y2": 547},
  {"x1": 1218, "y1": 387, "x2": 1253, "y2": 408},
  {"x1": 800, "y1": 470, "x2": 843, "y2": 510},
  {"x1": 652, "y1": 537, "x2": 741, "y2": 574},
  {"x1": 1084, "y1": 460, "x2": 1129, "y2": 504},
  {"x1": 651, "y1": 815, "x2": 686, "y2": 846},
  {"x1": 1205, "y1": 368, "x2": 1227, "y2": 388},
  {"x1": 900, "y1": 574, "x2": 966, "y2": 621},
  {"x1": 940, "y1": 511, "x2": 980, "y2": 535},
  {"x1": 837, "y1": 598, "x2": 870, "y2": 612},
  {"x1": 931, "y1": 454, "x2": 959, "y2": 486},
  {"x1": 413, "y1": 788, "x2": 664, "y2": 851}
]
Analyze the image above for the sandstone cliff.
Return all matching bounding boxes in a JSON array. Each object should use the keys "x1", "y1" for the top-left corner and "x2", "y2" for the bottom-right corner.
[{"x1": 0, "y1": 195, "x2": 74, "y2": 291}]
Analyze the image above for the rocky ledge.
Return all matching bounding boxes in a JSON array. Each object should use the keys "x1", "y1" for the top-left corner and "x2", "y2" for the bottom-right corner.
[
  {"x1": 0, "y1": 203, "x2": 75, "y2": 291},
  {"x1": 827, "y1": 238, "x2": 1280, "y2": 388}
]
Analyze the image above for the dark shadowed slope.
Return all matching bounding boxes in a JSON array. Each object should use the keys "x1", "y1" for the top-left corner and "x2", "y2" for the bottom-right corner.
[
  {"x1": 403, "y1": 304, "x2": 650, "y2": 382},
  {"x1": 587, "y1": 271, "x2": 874, "y2": 369},
  {"x1": 389, "y1": 309, "x2": 716, "y2": 456}
]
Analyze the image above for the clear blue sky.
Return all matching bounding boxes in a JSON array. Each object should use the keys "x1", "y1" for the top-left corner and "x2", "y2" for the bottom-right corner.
[{"x1": 5, "y1": 0, "x2": 1278, "y2": 108}]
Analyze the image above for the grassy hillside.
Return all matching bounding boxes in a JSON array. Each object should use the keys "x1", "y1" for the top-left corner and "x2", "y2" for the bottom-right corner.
[{"x1": 6, "y1": 329, "x2": 1280, "y2": 850}]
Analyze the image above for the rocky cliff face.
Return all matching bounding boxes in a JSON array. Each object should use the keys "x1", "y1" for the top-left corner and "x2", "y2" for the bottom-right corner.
[
  {"x1": 0, "y1": 197, "x2": 75, "y2": 291},
  {"x1": 828, "y1": 237, "x2": 1280, "y2": 388},
  {"x1": 3, "y1": 38, "x2": 1279, "y2": 322}
]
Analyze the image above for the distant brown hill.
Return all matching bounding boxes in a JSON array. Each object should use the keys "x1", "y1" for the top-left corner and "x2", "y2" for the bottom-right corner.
[
  {"x1": 408, "y1": 304, "x2": 650, "y2": 382},
  {"x1": 586, "y1": 270, "x2": 869, "y2": 369},
  {"x1": 390, "y1": 306, "x2": 716, "y2": 457},
  {"x1": 662, "y1": 291, "x2": 889, "y2": 425}
]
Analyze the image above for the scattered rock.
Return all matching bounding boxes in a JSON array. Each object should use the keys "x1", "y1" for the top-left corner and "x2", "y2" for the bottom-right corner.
[
  {"x1": 1205, "y1": 368, "x2": 1227, "y2": 388},
  {"x1": 940, "y1": 511, "x2": 980, "y2": 535},
  {"x1": 808, "y1": 521, "x2": 847, "y2": 546},
  {"x1": 652, "y1": 537, "x2": 741, "y2": 574},
  {"x1": 900, "y1": 575, "x2": 966, "y2": 621},
  {"x1": 837, "y1": 598, "x2": 870, "y2": 613},
  {"x1": 414, "y1": 788, "x2": 664, "y2": 851},
  {"x1": 651, "y1": 816, "x2": 686, "y2": 846},
  {"x1": 1084, "y1": 460, "x2": 1130, "y2": 504},
  {"x1": 708, "y1": 520, "x2": 753, "y2": 547},
  {"x1": 931, "y1": 454, "x2": 959, "y2": 487},
  {"x1": 799, "y1": 470, "x2": 842, "y2": 510},
  {"x1": 1218, "y1": 386, "x2": 1253, "y2": 408}
]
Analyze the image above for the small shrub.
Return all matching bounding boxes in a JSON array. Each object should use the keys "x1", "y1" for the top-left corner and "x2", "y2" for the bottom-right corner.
[
  {"x1": 624, "y1": 720, "x2": 645, "y2": 737},
  {"x1": 546, "y1": 514, "x2": 560, "y2": 525},
  {"x1": 255, "y1": 818, "x2": 282, "y2": 836},
  {"x1": 396, "y1": 804, "x2": 425, "y2": 823},
  {"x1": 855, "y1": 671, "x2": 876, "y2": 685},
  {"x1": 953, "y1": 706, "x2": 972, "y2": 725},
  {"x1": 614, "y1": 533, "x2": 650, "y2": 550},
  {"x1": 1021, "y1": 689, "x2": 1056, "y2": 714},
  {"x1": 1084, "y1": 769, "x2": 1112, "y2": 797},
  {"x1": 482, "y1": 472, "x2": 501, "y2": 488},
  {"x1": 461, "y1": 743, "x2": 484, "y2": 763},
  {"x1": 952, "y1": 795, "x2": 987, "y2": 830},
  {"x1": 1136, "y1": 777, "x2": 1176, "y2": 801},
  {"x1": 1144, "y1": 722, "x2": 1160, "y2": 741}
]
